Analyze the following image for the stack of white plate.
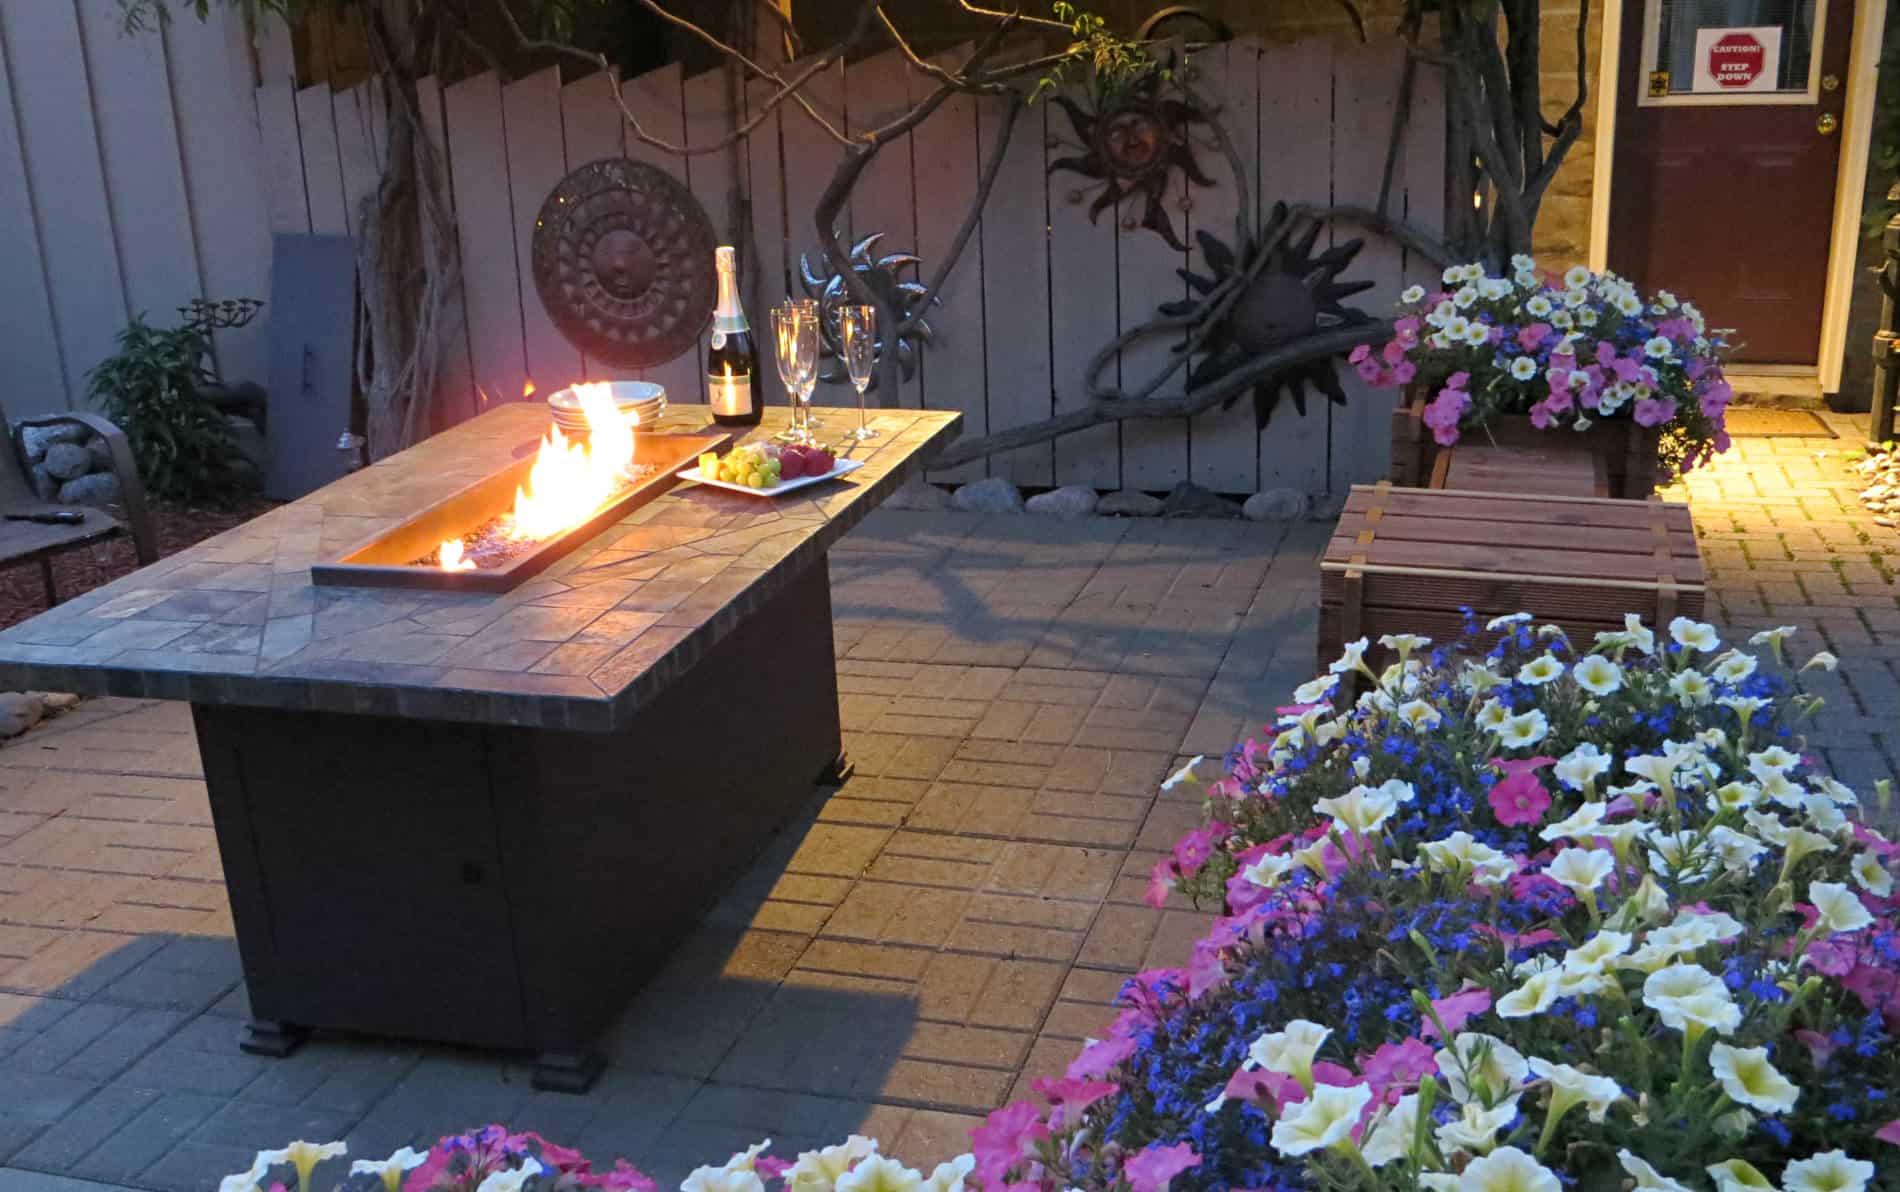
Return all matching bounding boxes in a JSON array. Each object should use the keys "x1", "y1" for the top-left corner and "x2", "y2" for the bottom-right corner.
[{"x1": 547, "y1": 381, "x2": 666, "y2": 434}]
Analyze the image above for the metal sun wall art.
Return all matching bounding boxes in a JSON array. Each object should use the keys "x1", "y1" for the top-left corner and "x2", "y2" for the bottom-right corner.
[
  {"x1": 1158, "y1": 202, "x2": 1374, "y2": 428},
  {"x1": 1047, "y1": 69, "x2": 1216, "y2": 252},
  {"x1": 797, "y1": 234, "x2": 934, "y2": 388},
  {"x1": 531, "y1": 158, "x2": 718, "y2": 370}
]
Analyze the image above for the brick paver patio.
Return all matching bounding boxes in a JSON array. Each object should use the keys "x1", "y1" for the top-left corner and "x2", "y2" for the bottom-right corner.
[{"x1": 0, "y1": 415, "x2": 1895, "y2": 1191}]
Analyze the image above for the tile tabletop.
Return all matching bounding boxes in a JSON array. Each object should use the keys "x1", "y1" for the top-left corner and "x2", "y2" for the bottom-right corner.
[{"x1": 0, "y1": 404, "x2": 960, "y2": 732}]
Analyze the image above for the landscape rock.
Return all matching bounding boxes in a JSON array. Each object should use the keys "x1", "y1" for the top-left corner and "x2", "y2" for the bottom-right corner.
[
  {"x1": 1162, "y1": 481, "x2": 1242, "y2": 519},
  {"x1": 28, "y1": 464, "x2": 59, "y2": 502},
  {"x1": 1243, "y1": 488, "x2": 1309, "y2": 522},
  {"x1": 42, "y1": 442, "x2": 93, "y2": 482},
  {"x1": 882, "y1": 478, "x2": 951, "y2": 512},
  {"x1": 1308, "y1": 493, "x2": 1349, "y2": 522},
  {"x1": 59, "y1": 472, "x2": 122, "y2": 508},
  {"x1": 0, "y1": 692, "x2": 44, "y2": 739},
  {"x1": 18, "y1": 422, "x2": 84, "y2": 463},
  {"x1": 1025, "y1": 485, "x2": 1098, "y2": 519},
  {"x1": 85, "y1": 436, "x2": 113, "y2": 474},
  {"x1": 39, "y1": 692, "x2": 79, "y2": 711},
  {"x1": 1096, "y1": 489, "x2": 1165, "y2": 517},
  {"x1": 951, "y1": 476, "x2": 1023, "y2": 514}
]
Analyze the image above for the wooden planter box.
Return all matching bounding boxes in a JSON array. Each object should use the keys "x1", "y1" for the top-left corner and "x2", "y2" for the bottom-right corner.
[
  {"x1": 1318, "y1": 483, "x2": 1704, "y2": 672},
  {"x1": 1389, "y1": 390, "x2": 1662, "y2": 499}
]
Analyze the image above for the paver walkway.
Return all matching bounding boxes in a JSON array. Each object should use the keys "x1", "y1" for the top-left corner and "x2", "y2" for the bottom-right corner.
[{"x1": 0, "y1": 414, "x2": 1896, "y2": 1190}]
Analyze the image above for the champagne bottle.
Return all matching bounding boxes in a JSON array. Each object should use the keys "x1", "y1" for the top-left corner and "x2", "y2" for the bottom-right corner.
[{"x1": 706, "y1": 246, "x2": 762, "y2": 427}]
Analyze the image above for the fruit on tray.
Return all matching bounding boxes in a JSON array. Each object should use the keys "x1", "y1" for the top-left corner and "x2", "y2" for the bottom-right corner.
[{"x1": 701, "y1": 443, "x2": 835, "y2": 490}]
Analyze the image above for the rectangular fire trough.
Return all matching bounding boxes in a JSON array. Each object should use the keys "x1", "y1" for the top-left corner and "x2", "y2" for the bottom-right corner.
[{"x1": 311, "y1": 430, "x2": 729, "y2": 594}]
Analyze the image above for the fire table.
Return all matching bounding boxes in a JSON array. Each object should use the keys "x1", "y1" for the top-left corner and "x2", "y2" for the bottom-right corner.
[{"x1": 0, "y1": 403, "x2": 959, "y2": 1091}]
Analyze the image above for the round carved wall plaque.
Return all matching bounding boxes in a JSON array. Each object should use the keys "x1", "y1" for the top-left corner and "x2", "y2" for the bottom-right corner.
[{"x1": 531, "y1": 157, "x2": 717, "y2": 370}]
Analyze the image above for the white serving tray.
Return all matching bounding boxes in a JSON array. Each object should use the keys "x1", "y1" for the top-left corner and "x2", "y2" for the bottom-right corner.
[{"x1": 676, "y1": 456, "x2": 865, "y2": 496}]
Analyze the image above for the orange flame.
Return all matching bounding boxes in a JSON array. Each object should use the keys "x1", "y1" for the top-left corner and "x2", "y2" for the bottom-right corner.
[
  {"x1": 438, "y1": 539, "x2": 475, "y2": 571},
  {"x1": 508, "y1": 383, "x2": 636, "y2": 542},
  {"x1": 523, "y1": 378, "x2": 537, "y2": 399}
]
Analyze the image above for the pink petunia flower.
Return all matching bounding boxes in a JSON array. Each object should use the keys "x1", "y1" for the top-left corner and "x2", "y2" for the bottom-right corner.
[
  {"x1": 1033, "y1": 1076, "x2": 1119, "y2": 1131},
  {"x1": 1067, "y1": 1034, "x2": 1138, "y2": 1079},
  {"x1": 1489, "y1": 758, "x2": 1554, "y2": 827},
  {"x1": 1633, "y1": 397, "x2": 1677, "y2": 428},
  {"x1": 1145, "y1": 857, "x2": 1180, "y2": 909},
  {"x1": 1124, "y1": 1142, "x2": 1202, "y2": 1192},
  {"x1": 1878, "y1": 1118, "x2": 1900, "y2": 1146},
  {"x1": 1360, "y1": 1037, "x2": 1436, "y2": 1100},
  {"x1": 1421, "y1": 987, "x2": 1493, "y2": 1041},
  {"x1": 1172, "y1": 828, "x2": 1217, "y2": 876},
  {"x1": 970, "y1": 1102, "x2": 1049, "y2": 1185}
]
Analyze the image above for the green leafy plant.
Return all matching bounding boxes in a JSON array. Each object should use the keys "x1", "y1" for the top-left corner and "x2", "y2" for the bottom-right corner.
[
  {"x1": 86, "y1": 299, "x2": 262, "y2": 505},
  {"x1": 1034, "y1": 1, "x2": 1162, "y2": 104}
]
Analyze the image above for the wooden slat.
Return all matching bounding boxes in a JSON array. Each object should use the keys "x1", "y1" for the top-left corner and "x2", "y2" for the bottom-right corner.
[
  {"x1": 163, "y1": 9, "x2": 273, "y2": 386},
  {"x1": 844, "y1": 48, "x2": 923, "y2": 412},
  {"x1": 255, "y1": 80, "x2": 310, "y2": 234},
  {"x1": 0, "y1": 9, "x2": 68, "y2": 413},
  {"x1": 743, "y1": 74, "x2": 789, "y2": 411},
  {"x1": 78, "y1": 0, "x2": 201, "y2": 325},
  {"x1": 682, "y1": 66, "x2": 735, "y2": 408},
  {"x1": 1187, "y1": 40, "x2": 1260, "y2": 495},
  {"x1": 334, "y1": 81, "x2": 380, "y2": 241},
  {"x1": 1, "y1": 0, "x2": 127, "y2": 409},
  {"x1": 1327, "y1": 514, "x2": 1700, "y2": 560},
  {"x1": 416, "y1": 74, "x2": 476, "y2": 429},
  {"x1": 1048, "y1": 88, "x2": 1120, "y2": 490},
  {"x1": 502, "y1": 66, "x2": 584, "y2": 395},
  {"x1": 1329, "y1": 38, "x2": 1405, "y2": 494},
  {"x1": 1255, "y1": 38, "x2": 1330, "y2": 494},
  {"x1": 1325, "y1": 536, "x2": 1700, "y2": 585},
  {"x1": 297, "y1": 83, "x2": 347, "y2": 236},
  {"x1": 1400, "y1": 34, "x2": 1447, "y2": 294},
  {"x1": 1340, "y1": 485, "x2": 1697, "y2": 530},
  {"x1": 558, "y1": 69, "x2": 641, "y2": 386},
  {"x1": 978, "y1": 90, "x2": 1051, "y2": 485},
  {"x1": 779, "y1": 58, "x2": 847, "y2": 266},
  {"x1": 1116, "y1": 95, "x2": 1190, "y2": 492},
  {"x1": 618, "y1": 63, "x2": 701, "y2": 406},
  {"x1": 254, "y1": 10, "x2": 295, "y2": 83},
  {"x1": 444, "y1": 70, "x2": 526, "y2": 411},
  {"x1": 1441, "y1": 445, "x2": 1608, "y2": 497},
  {"x1": 908, "y1": 51, "x2": 985, "y2": 482}
]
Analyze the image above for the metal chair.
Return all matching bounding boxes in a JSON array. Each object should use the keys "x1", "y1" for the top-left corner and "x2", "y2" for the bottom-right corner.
[{"x1": 0, "y1": 412, "x2": 156, "y2": 606}]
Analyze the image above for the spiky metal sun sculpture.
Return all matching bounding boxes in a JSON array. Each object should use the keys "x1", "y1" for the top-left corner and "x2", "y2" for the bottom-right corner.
[
  {"x1": 798, "y1": 234, "x2": 934, "y2": 388},
  {"x1": 1048, "y1": 70, "x2": 1215, "y2": 251},
  {"x1": 1158, "y1": 202, "x2": 1375, "y2": 428}
]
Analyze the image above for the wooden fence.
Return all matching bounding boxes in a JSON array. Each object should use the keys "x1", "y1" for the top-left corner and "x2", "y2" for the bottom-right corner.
[{"x1": 0, "y1": 1, "x2": 1444, "y2": 494}]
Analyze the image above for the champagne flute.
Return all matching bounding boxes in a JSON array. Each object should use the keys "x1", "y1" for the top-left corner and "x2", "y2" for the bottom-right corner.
[
  {"x1": 839, "y1": 305, "x2": 878, "y2": 441},
  {"x1": 793, "y1": 298, "x2": 823, "y2": 430},
  {"x1": 791, "y1": 308, "x2": 821, "y2": 441},
  {"x1": 770, "y1": 303, "x2": 813, "y2": 443}
]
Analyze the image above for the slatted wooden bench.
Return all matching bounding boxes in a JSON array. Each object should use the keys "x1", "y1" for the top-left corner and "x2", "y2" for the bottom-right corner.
[
  {"x1": 1430, "y1": 443, "x2": 1609, "y2": 498},
  {"x1": 1318, "y1": 483, "x2": 1705, "y2": 670}
]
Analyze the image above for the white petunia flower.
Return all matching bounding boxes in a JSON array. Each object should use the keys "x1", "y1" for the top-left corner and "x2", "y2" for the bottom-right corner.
[
  {"x1": 1669, "y1": 617, "x2": 1721, "y2": 653},
  {"x1": 1161, "y1": 756, "x2": 1204, "y2": 790},
  {"x1": 1620, "y1": 613, "x2": 1656, "y2": 655},
  {"x1": 1571, "y1": 654, "x2": 1622, "y2": 695},
  {"x1": 1642, "y1": 964, "x2": 1741, "y2": 1036},
  {"x1": 1459, "y1": 1147, "x2": 1560, "y2": 1192},
  {"x1": 837, "y1": 1156, "x2": 925, "y2": 1192},
  {"x1": 1400, "y1": 284, "x2": 1426, "y2": 304},
  {"x1": 1669, "y1": 669, "x2": 1713, "y2": 705},
  {"x1": 1619, "y1": 1150, "x2": 1694, "y2": 1192},
  {"x1": 1360, "y1": 1093, "x2": 1420, "y2": 1167},
  {"x1": 1711, "y1": 652, "x2": 1758, "y2": 684},
  {"x1": 1435, "y1": 1094, "x2": 1520, "y2": 1155},
  {"x1": 1803, "y1": 650, "x2": 1840, "y2": 672},
  {"x1": 254, "y1": 1142, "x2": 347, "y2": 1192},
  {"x1": 1718, "y1": 694, "x2": 1768, "y2": 722},
  {"x1": 1315, "y1": 785, "x2": 1400, "y2": 836},
  {"x1": 1562, "y1": 931, "x2": 1633, "y2": 974},
  {"x1": 1476, "y1": 697, "x2": 1511, "y2": 731},
  {"x1": 1495, "y1": 970, "x2": 1559, "y2": 1019},
  {"x1": 1328, "y1": 638, "x2": 1370, "y2": 675},
  {"x1": 1545, "y1": 847, "x2": 1615, "y2": 897},
  {"x1": 1705, "y1": 1160, "x2": 1775, "y2": 1192},
  {"x1": 1809, "y1": 881, "x2": 1874, "y2": 933},
  {"x1": 1495, "y1": 710, "x2": 1549, "y2": 750},
  {"x1": 1748, "y1": 625, "x2": 1798, "y2": 648},
  {"x1": 1269, "y1": 1082, "x2": 1373, "y2": 1157},
  {"x1": 1707, "y1": 826, "x2": 1768, "y2": 873},
  {"x1": 1851, "y1": 851, "x2": 1894, "y2": 897},
  {"x1": 474, "y1": 1160, "x2": 543, "y2": 1192},
  {"x1": 1435, "y1": 1033, "x2": 1528, "y2": 1103},
  {"x1": 1396, "y1": 699, "x2": 1443, "y2": 732},
  {"x1": 1240, "y1": 852, "x2": 1295, "y2": 889},
  {"x1": 923, "y1": 1155, "x2": 975, "y2": 1192},
  {"x1": 1781, "y1": 1150, "x2": 1875, "y2": 1192},
  {"x1": 1707, "y1": 781, "x2": 1762, "y2": 812},
  {"x1": 1248, "y1": 1019, "x2": 1330, "y2": 1083},
  {"x1": 1708, "y1": 1043, "x2": 1799, "y2": 1113},
  {"x1": 1508, "y1": 356, "x2": 1538, "y2": 382},
  {"x1": 1516, "y1": 653, "x2": 1563, "y2": 685},
  {"x1": 1564, "y1": 265, "x2": 1592, "y2": 290},
  {"x1": 352, "y1": 1148, "x2": 429, "y2": 1192},
  {"x1": 1527, "y1": 1056, "x2": 1623, "y2": 1123},
  {"x1": 1748, "y1": 744, "x2": 1799, "y2": 776},
  {"x1": 1539, "y1": 801, "x2": 1607, "y2": 842},
  {"x1": 684, "y1": 1167, "x2": 767, "y2": 1192},
  {"x1": 1552, "y1": 743, "x2": 1611, "y2": 792},
  {"x1": 1420, "y1": 831, "x2": 1516, "y2": 886},
  {"x1": 1486, "y1": 612, "x2": 1534, "y2": 631},
  {"x1": 788, "y1": 1137, "x2": 881, "y2": 1188},
  {"x1": 1292, "y1": 673, "x2": 1339, "y2": 704}
]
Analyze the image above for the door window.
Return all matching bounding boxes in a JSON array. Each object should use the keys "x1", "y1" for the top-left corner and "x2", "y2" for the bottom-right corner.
[{"x1": 1641, "y1": 0, "x2": 1824, "y2": 104}]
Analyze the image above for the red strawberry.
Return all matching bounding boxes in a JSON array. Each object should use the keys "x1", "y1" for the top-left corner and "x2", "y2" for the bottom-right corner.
[
  {"x1": 808, "y1": 449, "x2": 836, "y2": 475},
  {"x1": 780, "y1": 450, "x2": 806, "y2": 479}
]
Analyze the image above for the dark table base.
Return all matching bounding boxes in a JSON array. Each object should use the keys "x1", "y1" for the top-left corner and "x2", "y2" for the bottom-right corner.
[{"x1": 193, "y1": 560, "x2": 844, "y2": 1092}]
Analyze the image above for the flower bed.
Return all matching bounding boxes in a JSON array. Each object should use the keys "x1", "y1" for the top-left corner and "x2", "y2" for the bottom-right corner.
[
  {"x1": 1356, "y1": 259, "x2": 1733, "y2": 486},
  {"x1": 966, "y1": 614, "x2": 1897, "y2": 1191},
  {"x1": 233, "y1": 622, "x2": 1900, "y2": 1192}
]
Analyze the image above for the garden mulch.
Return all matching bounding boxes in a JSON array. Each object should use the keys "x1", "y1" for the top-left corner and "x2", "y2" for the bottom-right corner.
[{"x1": 0, "y1": 417, "x2": 1894, "y2": 1190}]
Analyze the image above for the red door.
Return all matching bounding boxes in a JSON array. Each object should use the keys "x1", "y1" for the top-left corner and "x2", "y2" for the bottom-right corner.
[{"x1": 1608, "y1": 0, "x2": 1853, "y2": 364}]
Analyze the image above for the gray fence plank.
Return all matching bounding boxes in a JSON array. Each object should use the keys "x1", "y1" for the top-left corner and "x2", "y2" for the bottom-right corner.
[
  {"x1": 908, "y1": 51, "x2": 985, "y2": 482},
  {"x1": 1048, "y1": 106, "x2": 1121, "y2": 491},
  {"x1": 0, "y1": 14, "x2": 68, "y2": 413},
  {"x1": 978, "y1": 91, "x2": 1052, "y2": 485},
  {"x1": 503, "y1": 66, "x2": 585, "y2": 396},
  {"x1": 1329, "y1": 38, "x2": 1405, "y2": 493},
  {"x1": 560, "y1": 68, "x2": 642, "y2": 386},
  {"x1": 1116, "y1": 163, "x2": 1190, "y2": 492},
  {"x1": 683, "y1": 66, "x2": 736, "y2": 408},
  {"x1": 780, "y1": 59, "x2": 848, "y2": 271},
  {"x1": 417, "y1": 74, "x2": 476, "y2": 429},
  {"x1": 335, "y1": 81, "x2": 381, "y2": 241},
  {"x1": 1255, "y1": 39, "x2": 1331, "y2": 495},
  {"x1": 1186, "y1": 41, "x2": 1261, "y2": 496},
  {"x1": 843, "y1": 48, "x2": 922, "y2": 412},
  {"x1": 2, "y1": 0, "x2": 127, "y2": 409},
  {"x1": 256, "y1": 79, "x2": 310, "y2": 234},
  {"x1": 297, "y1": 83, "x2": 348, "y2": 237},
  {"x1": 445, "y1": 70, "x2": 527, "y2": 411},
  {"x1": 620, "y1": 62, "x2": 702, "y2": 407},
  {"x1": 744, "y1": 75, "x2": 789, "y2": 410}
]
